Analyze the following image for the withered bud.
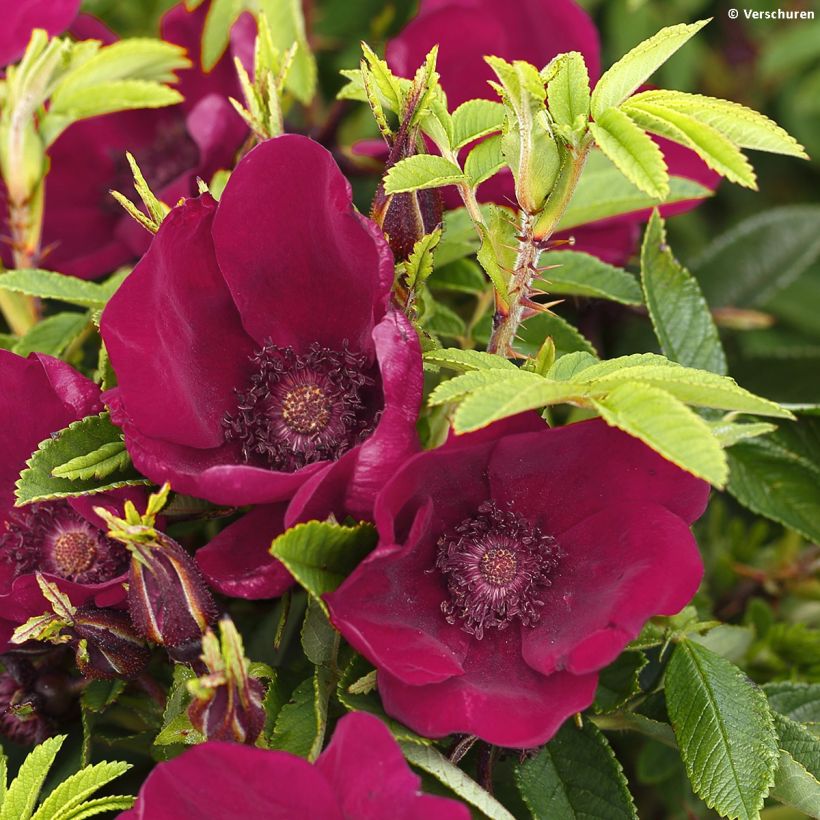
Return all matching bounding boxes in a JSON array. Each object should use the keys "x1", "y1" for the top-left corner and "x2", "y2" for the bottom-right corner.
[
  {"x1": 187, "y1": 617, "x2": 267, "y2": 745},
  {"x1": 94, "y1": 485, "x2": 219, "y2": 661},
  {"x1": 72, "y1": 608, "x2": 151, "y2": 680}
]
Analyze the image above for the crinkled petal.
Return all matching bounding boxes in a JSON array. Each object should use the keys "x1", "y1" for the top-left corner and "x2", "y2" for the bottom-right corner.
[
  {"x1": 196, "y1": 504, "x2": 293, "y2": 599},
  {"x1": 379, "y1": 629, "x2": 598, "y2": 747},
  {"x1": 521, "y1": 503, "x2": 704, "y2": 676},
  {"x1": 488, "y1": 418, "x2": 710, "y2": 534},
  {"x1": 212, "y1": 134, "x2": 393, "y2": 351},
  {"x1": 101, "y1": 195, "x2": 254, "y2": 449},
  {"x1": 120, "y1": 742, "x2": 343, "y2": 820},
  {"x1": 327, "y1": 503, "x2": 470, "y2": 685},
  {"x1": 0, "y1": 351, "x2": 101, "y2": 520},
  {"x1": 316, "y1": 712, "x2": 470, "y2": 820},
  {"x1": 0, "y1": 0, "x2": 80, "y2": 67},
  {"x1": 387, "y1": 0, "x2": 600, "y2": 109}
]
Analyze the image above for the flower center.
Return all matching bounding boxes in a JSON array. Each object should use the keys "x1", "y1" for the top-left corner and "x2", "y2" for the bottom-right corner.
[
  {"x1": 52, "y1": 532, "x2": 97, "y2": 578},
  {"x1": 281, "y1": 384, "x2": 332, "y2": 434},
  {"x1": 0, "y1": 501, "x2": 128, "y2": 585},
  {"x1": 223, "y1": 340, "x2": 378, "y2": 473},
  {"x1": 435, "y1": 501, "x2": 558, "y2": 640}
]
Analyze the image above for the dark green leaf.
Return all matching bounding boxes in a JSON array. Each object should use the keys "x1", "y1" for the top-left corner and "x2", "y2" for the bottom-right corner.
[
  {"x1": 640, "y1": 210, "x2": 727, "y2": 374},
  {"x1": 594, "y1": 652, "x2": 648, "y2": 713},
  {"x1": 15, "y1": 413, "x2": 149, "y2": 506},
  {"x1": 515, "y1": 721, "x2": 638, "y2": 819},
  {"x1": 537, "y1": 250, "x2": 642, "y2": 305},
  {"x1": 665, "y1": 640, "x2": 779, "y2": 820},
  {"x1": 269, "y1": 521, "x2": 377, "y2": 615},
  {"x1": 691, "y1": 205, "x2": 820, "y2": 307},
  {"x1": 13, "y1": 312, "x2": 90, "y2": 358},
  {"x1": 727, "y1": 415, "x2": 820, "y2": 543}
]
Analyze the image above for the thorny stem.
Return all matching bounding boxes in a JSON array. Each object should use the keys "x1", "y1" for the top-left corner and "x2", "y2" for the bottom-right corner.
[{"x1": 487, "y1": 139, "x2": 592, "y2": 357}]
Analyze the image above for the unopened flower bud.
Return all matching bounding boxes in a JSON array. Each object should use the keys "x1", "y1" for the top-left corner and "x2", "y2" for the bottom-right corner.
[
  {"x1": 94, "y1": 486, "x2": 219, "y2": 661},
  {"x1": 72, "y1": 608, "x2": 151, "y2": 680},
  {"x1": 10, "y1": 576, "x2": 150, "y2": 680},
  {"x1": 127, "y1": 530, "x2": 219, "y2": 660},
  {"x1": 187, "y1": 617, "x2": 266, "y2": 745}
]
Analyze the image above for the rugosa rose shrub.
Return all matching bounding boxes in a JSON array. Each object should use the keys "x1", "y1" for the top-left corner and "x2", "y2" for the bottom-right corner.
[
  {"x1": 327, "y1": 416, "x2": 709, "y2": 747},
  {"x1": 122, "y1": 711, "x2": 469, "y2": 820},
  {"x1": 0, "y1": 351, "x2": 131, "y2": 649}
]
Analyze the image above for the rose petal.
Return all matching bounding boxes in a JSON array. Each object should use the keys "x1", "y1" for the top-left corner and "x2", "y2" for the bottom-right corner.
[{"x1": 521, "y1": 503, "x2": 704, "y2": 676}]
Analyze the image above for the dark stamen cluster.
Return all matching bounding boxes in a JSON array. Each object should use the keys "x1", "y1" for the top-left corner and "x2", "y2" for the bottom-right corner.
[
  {"x1": 435, "y1": 500, "x2": 558, "y2": 639},
  {"x1": 0, "y1": 501, "x2": 128, "y2": 584},
  {"x1": 223, "y1": 340, "x2": 377, "y2": 473}
]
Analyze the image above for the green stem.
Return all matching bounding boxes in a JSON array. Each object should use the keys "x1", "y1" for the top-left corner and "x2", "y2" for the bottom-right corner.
[{"x1": 486, "y1": 140, "x2": 592, "y2": 356}]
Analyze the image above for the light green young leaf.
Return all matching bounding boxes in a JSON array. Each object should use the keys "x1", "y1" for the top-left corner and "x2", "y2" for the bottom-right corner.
[
  {"x1": 666, "y1": 640, "x2": 779, "y2": 820},
  {"x1": 591, "y1": 19, "x2": 710, "y2": 116},
  {"x1": 710, "y1": 420, "x2": 777, "y2": 448},
  {"x1": 0, "y1": 735, "x2": 65, "y2": 820},
  {"x1": 558, "y1": 149, "x2": 712, "y2": 230},
  {"x1": 15, "y1": 412, "x2": 149, "y2": 506},
  {"x1": 359, "y1": 43, "x2": 405, "y2": 113},
  {"x1": 428, "y1": 369, "x2": 537, "y2": 407},
  {"x1": 515, "y1": 722, "x2": 638, "y2": 819},
  {"x1": 52, "y1": 796, "x2": 135, "y2": 820},
  {"x1": 589, "y1": 365, "x2": 792, "y2": 417},
  {"x1": 400, "y1": 743, "x2": 516, "y2": 820},
  {"x1": 536, "y1": 250, "x2": 642, "y2": 305},
  {"x1": 51, "y1": 441, "x2": 130, "y2": 482},
  {"x1": 546, "y1": 51, "x2": 590, "y2": 132},
  {"x1": 589, "y1": 107, "x2": 668, "y2": 199},
  {"x1": 591, "y1": 382, "x2": 728, "y2": 486},
  {"x1": 258, "y1": 0, "x2": 317, "y2": 104},
  {"x1": 0, "y1": 270, "x2": 110, "y2": 309},
  {"x1": 622, "y1": 100, "x2": 756, "y2": 188},
  {"x1": 200, "y1": 0, "x2": 237, "y2": 69},
  {"x1": 52, "y1": 39, "x2": 189, "y2": 91},
  {"x1": 451, "y1": 99, "x2": 505, "y2": 148},
  {"x1": 640, "y1": 210, "x2": 727, "y2": 373},
  {"x1": 269, "y1": 521, "x2": 377, "y2": 615},
  {"x1": 12, "y1": 312, "x2": 89, "y2": 358},
  {"x1": 547, "y1": 350, "x2": 600, "y2": 381},
  {"x1": 403, "y1": 228, "x2": 442, "y2": 291},
  {"x1": 627, "y1": 90, "x2": 807, "y2": 158},
  {"x1": 423, "y1": 348, "x2": 519, "y2": 372},
  {"x1": 464, "y1": 134, "x2": 505, "y2": 187},
  {"x1": 570, "y1": 352, "x2": 679, "y2": 380},
  {"x1": 475, "y1": 204, "x2": 516, "y2": 307},
  {"x1": 384, "y1": 155, "x2": 466, "y2": 194},
  {"x1": 47, "y1": 80, "x2": 183, "y2": 123},
  {"x1": 31, "y1": 761, "x2": 130, "y2": 820},
  {"x1": 453, "y1": 378, "x2": 588, "y2": 434}
]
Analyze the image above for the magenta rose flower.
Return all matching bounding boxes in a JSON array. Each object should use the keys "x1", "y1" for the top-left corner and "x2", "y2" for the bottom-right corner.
[
  {"x1": 122, "y1": 711, "x2": 468, "y2": 820},
  {"x1": 1, "y1": 2, "x2": 250, "y2": 279},
  {"x1": 385, "y1": 0, "x2": 717, "y2": 264},
  {"x1": 0, "y1": 351, "x2": 133, "y2": 650},
  {"x1": 0, "y1": 0, "x2": 80, "y2": 67},
  {"x1": 326, "y1": 415, "x2": 709, "y2": 747},
  {"x1": 101, "y1": 134, "x2": 422, "y2": 600}
]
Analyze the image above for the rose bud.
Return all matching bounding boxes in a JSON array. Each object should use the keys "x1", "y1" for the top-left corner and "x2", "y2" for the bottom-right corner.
[
  {"x1": 11, "y1": 574, "x2": 150, "y2": 680},
  {"x1": 187, "y1": 617, "x2": 266, "y2": 745},
  {"x1": 94, "y1": 486, "x2": 218, "y2": 664},
  {"x1": 0, "y1": 655, "x2": 54, "y2": 745},
  {"x1": 71, "y1": 608, "x2": 150, "y2": 680}
]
